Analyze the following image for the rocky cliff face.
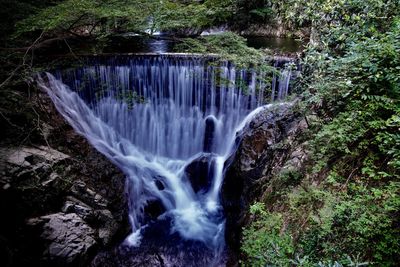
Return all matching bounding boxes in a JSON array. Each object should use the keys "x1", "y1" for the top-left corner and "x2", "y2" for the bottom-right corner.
[
  {"x1": 222, "y1": 103, "x2": 308, "y2": 259},
  {"x1": 0, "y1": 88, "x2": 130, "y2": 267}
]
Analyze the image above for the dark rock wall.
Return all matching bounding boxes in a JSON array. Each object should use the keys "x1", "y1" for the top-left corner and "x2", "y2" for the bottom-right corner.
[
  {"x1": 222, "y1": 103, "x2": 308, "y2": 259},
  {"x1": 0, "y1": 87, "x2": 130, "y2": 267}
]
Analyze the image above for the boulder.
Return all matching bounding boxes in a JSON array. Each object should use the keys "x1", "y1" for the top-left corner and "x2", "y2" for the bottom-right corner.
[
  {"x1": 28, "y1": 213, "x2": 97, "y2": 266},
  {"x1": 70, "y1": 180, "x2": 108, "y2": 208},
  {"x1": 94, "y1": 209, "x2": 119, "y2": 246},
  {"x1": 62, "y1": 188, "x2": 120, "y2": 246},
  {"x1": 203, "y1": 116, "x2": 217, "y2": 152},
  {"x1": 143, "y1": 199, "x2": 165, "y2": 222},
  {"x1": 0, "y1": 84, "x2": 130, "y2": 267},
  {"x1": 62, "y1": 196, "x2": 94, "y2": 221},
  {"x1": 222, "y1": 102, "x2": 307, "y2": 253},
  {"x1": 0, "y1": 146, "x2": 69, "y2": 168},
  {"x1": 0, "y1": 146, "x2": 69, "y2": 190},
  {"x1": 8, "y1": 171, "x2": 126, "y2": 266},
  {"x1": 184, "y1": 153, "x2": 215, "y2": 193}
]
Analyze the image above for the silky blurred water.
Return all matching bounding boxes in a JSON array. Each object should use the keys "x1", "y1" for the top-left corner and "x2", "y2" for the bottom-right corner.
[{"x1": 38, "y1": 55, "x2": 294, "y2": 265}]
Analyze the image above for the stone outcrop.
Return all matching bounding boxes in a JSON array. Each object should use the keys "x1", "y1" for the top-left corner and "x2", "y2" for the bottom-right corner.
[
  {"x1": 0, "y1": 144, "x2": 128, "y2": 266},
  {"x1": 24, "y1": 178, "x2": 123, "y2": 266},
  {"x1": 28, "y1": 213, "x2": 97, "y2": 266},
  {"x1": 0, "y1": 89, "x2": 129, "y2": 267},
  {"x1": 222, "y1": 102, "x2": 308, "y2": 253},
  {"x1": 0, "y1": 146, "x2": 70, "y2": 190},
  {"x1": 1, "y1": 146, "x2": 69, "y2": 167}
]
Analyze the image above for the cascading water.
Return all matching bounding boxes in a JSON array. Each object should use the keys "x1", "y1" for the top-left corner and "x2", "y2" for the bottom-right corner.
[{"x1": 37, "y1": 55, "x2": 294, "y2": 265}]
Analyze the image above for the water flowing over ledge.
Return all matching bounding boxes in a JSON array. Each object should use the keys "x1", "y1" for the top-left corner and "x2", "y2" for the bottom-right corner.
[{"x1": 37, "y1": 54, "x2": 295, "y2": 265}]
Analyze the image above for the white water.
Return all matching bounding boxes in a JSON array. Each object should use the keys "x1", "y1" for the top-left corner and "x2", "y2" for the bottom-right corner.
[
  {"x1": 200, "y1": 26, "x2": 228, "y2": 36},
  {"x1": 37, "y1": 56, "x2": 293, "y2": 251}
]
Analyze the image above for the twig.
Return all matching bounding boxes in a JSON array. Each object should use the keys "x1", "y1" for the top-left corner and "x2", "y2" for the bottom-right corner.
[
  {"x1": 304, "y1": 115, "x2": 310, "y2": 127},
  {"x1": 0, "y1": 36, "x2": 72, "y2": 52},
  {"x1": 63, "y1": 39, "x2": 79, "y2": 60},
  {"x1": 22, "y1": 30, "x2": 45, "y2": 66},
  {"x1": 0, "y1": 31, "x2": 45, "y2": 89},
  {"x1": 67, "y1": 13, "x2": 88, "y2": 31},
  {"x1": 342, "y1": 167, "x2": 357, "y2": 190},
  {"x1": 0, "y1": 111, "x2": 20, "y2": 128},
  {"x1": 0, "y1": 65, "x2": 23, "y2": 88}
]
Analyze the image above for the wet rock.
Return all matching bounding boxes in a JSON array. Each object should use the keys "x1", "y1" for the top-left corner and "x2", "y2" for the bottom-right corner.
[
  {"x1": 0, "y1": 146, "x2": 69, "y2": 191},
  {"x1": 282, "y1": 146, "x2": 308, "y2": 171},
  {"x1": 0, "y1": 145, "x2": 128, "y2": 266},
  {"x1": 0, "y1": 146, "x2": 69, "y2": 168},
  {"x1": 184, "y1": 153, "x2": 215, "y2": 193},
  {"x1": 71, "y1": 180, "x2": 109, "y2": 208},
  {"x1": 94, "y1": 209, "x2": 119, "y2": 246},
  {"x1": 154, "y1": 178, "x2": 165, "y2": 190},
  {"x1": 143, "y1": 199, "x2": 165, "y2": 222},
  {"x1": 62, "y1": 191, "x2": 120, "y2": 246},
  {"x1": 91, "y1": 218, "x2": 225, "y2": 267},
  {"x1": 203, "y1": 116, "x2": 217, "y2": 152},
  {"x1": 62, "y1": 196, "x2": 94, "y2": 221},
  {"x1": 28, "y1": 212, "x2": 97, "y2": 266},
  {"x1": 41, "y1": 172, "x2": 60, "y2": 187},
  {"x1": 0, "y1": 85, "x2": 130, "y2": 267},
  {"x1": 222, "y1": 103, "x2": 307, "y2": 252}
]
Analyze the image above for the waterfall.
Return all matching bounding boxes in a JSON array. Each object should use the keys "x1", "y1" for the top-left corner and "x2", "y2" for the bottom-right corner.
[
  {"x1": 37, "y1": 55, "x2": 294, "y2": 255},
  {"x1": 200, "y1": 25, "x2": 228, "y2": 36}
]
